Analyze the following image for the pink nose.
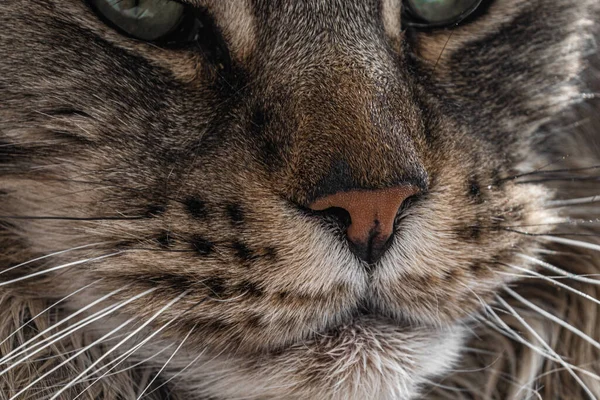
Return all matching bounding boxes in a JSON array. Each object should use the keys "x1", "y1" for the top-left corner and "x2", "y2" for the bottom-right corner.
[{"x1": 308, "y1": 186, "x2": 419, "y2": 264}]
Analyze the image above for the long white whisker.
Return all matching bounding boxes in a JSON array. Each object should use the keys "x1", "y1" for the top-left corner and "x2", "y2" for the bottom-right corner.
[
  {"x1": 0, "y1": 285, "x2": 131, "y2": 366},
  {"x1": 136, "y1": 324, "x2": 197, "y2": 399},
  {"x1": 476, "y1": 315, "x2": 594, "y2": 381},
  {"x1": 496, "y1": 296, "x2": 597, "y2": 400},
  {"x1": 503, "y1": 263, "x2": 600, "y2": 307},
  {"x1": 0, "y1": 251, "x2": 122, "y2": 287},
  {"x1": 475, "y1": 308, "x2": 558, "y2": 362},
  {"x1": 541, "y1": 236, "x2": 600, "y2": 253},
  {"x1": 0, "y1": 279, "x2": 101, "y2": 348},
  {"x1": 534, "y1": 363, "x2": 600, "y2": 383},
  {"x1": 8, "y1": 317, "x2": 136, "y2": 400},
  {"x1": 80, "y1": 344, "x2": 175, "y2": 385},
  {"x1": 73, "y1": 300, "x2": 203, "y2": 400},
  {"x1": 497, "y1": 271, "x2": 600, "y2": 280},
  {"x1": 0, "y1": 292, "x2": 155, "y2": 382},
  {"x1": 141, "y1": 349, "x2": 206, "y2": 399},
  {"x1": 0, "y1": 242, "x2": 109, "y2": 276},
  {"x1": 519, "y1": 254, "x2": 600, "y2": 285},
  {"x1": 505, "y1": 286, "x2": 600, "y2": 353},
  {"x1": 0, "y1": 290, "x2": 155, "y2": 379},
  {"x1": 48, "y1": 290, "x2": 190, "y2": 400},
  {"x1": 547, "y1": 195, "x2": 600, "y2": 207}
]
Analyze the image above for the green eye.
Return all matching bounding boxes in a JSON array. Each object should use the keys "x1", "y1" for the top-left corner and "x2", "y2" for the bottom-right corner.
[
  {"x1": 404, "y1": 0, "x2": 484, "y2": 27},
  {"x1": 91, "y1": 0, "x2": 185, "y2": 41}
]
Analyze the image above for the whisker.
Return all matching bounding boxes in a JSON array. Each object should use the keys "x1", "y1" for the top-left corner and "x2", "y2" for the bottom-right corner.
[
  {"x1": 518, "y1": 254, "x2": 600, "y2": 285},
  {"x1": 476, "y1": 317, "x2": 556, "y2": 361},
  {"x1": 0, "y1": 285, "x2": 130, "y2": 365},
  {"x1": 515, "y1": 176, "x2": 600, "y2": 184},
  {"x1": 141, "y1": 350, "x2": 206, "y2": 399},
  {"x1": 475, "y1": 309, "x2": 557, "y2": 362},
  {"x1": 0, "y1": 251, "x2": 122, "y2": 287},
  {"x1": 135, "y1": 324, "x2": 197, "y2": 399},
  {"x1": 72, "y1": 344, "x2": 176, "y2": 394},
  {"x1": 495, "y1": 296, "x2": 597, "y2": 400},
  {"x1": 504, "y1": 228, "x2": 600, "y2": 238},
  {"x1": 48, "y1": 290, "x2": 190, "y2": 399},
  {"x1": 503, "y1": 219, "x2": 600, "y2": 228},
  {"x1": 8, "y1": 317, "x2": 137, "y2": 400},
  {"x1": 0, "y1": 279, "x2": 101, "y2": 348},
  {"x1": 0, "y1": 215, "x2": 148, "y2": 221},
  {"x1": 547, "y1": 195, "x2": 600, "y2": 207},
  {"x1": 499, "y1": 164, "x2": 600, "y2": 182},
  {"x1": 502, "y1": 263, "x2": 600, "y2": 306},
  {"x1": 73, "y1": 296, "x2": 208, "y2": 399},
  {"x1": 0, "y1": 288, "x2": 155, "y2": 375},
  {"x1": 433, "y1": 30, "x2": 454, "y2": 71},
  {"x1": 1, "y1": 242, "x2": 109, "y2": 276},
  {"x1": 496, "y1": 270, "x2": 600, "y2": 280},
  {"x1": 534, "y1": 363, "x2": 600, "y2": 383},
  {"x1": 504, "y1": 286, "x2": 600, "y2": 352},
  {"x1": 541, "y1": 236, "x2": 600, "y2": 253},
  {"x1": 535, "y1": 248, "x2": 596, "y2": 261}
]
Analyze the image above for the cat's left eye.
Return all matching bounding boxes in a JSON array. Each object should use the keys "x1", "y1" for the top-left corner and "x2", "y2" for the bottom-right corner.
[
  {"x1": 90, "y1": 0, "x2": 186, "y2": 41},
  {"x1": 403, "y1": 0, "x2": 484, "y2": 28}
]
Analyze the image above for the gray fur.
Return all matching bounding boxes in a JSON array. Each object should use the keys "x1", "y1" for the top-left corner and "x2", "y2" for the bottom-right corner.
[{"x1": 0, "y1": 0, "x2": 599, "y2": 399}]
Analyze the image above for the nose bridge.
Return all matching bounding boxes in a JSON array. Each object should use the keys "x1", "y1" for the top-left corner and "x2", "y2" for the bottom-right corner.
[
  {"x1": 284, "y1": 63, "x2": 427, "y2": 205},
  {"x1": 252, "y1": 6, "x2": 427, "y2": 205}
]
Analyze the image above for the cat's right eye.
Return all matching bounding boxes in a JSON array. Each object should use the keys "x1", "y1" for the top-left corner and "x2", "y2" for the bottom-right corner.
[
  {"x1": 403, "y1": 0, "x2": 485, "y2": 28},
  {"x1": 90, "y1": 0, "x2": 187, "y2": 41}
]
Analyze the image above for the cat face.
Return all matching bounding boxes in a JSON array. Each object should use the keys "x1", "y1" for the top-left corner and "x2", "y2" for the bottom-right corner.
[{"x1": 0, "y1": 0, "x2": 596, "y2": 398}]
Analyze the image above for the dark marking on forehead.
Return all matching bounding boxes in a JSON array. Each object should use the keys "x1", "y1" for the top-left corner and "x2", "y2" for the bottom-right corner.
[
  {"x1": 184, "y1": 196, "x2": 209, "y2": 220},
  {"x1": 191, "y1": 236, "x2": 215, "y2": 256}
]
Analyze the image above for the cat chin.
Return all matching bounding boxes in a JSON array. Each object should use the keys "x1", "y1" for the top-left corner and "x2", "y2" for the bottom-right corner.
[{"x1": 165, "y1": 317, "x2": 466, "y2": 400}]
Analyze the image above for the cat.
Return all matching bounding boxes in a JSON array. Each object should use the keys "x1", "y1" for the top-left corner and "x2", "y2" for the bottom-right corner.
[{"x1": 0, "y1": 0, "x2": 599, "y2": 399}]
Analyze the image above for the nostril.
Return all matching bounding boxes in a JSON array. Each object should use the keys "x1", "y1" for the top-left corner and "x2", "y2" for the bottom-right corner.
[
  {"x1": 306, "y1": 185, "x2": 421, "y2": 265},
  {"x1": 309, "y1": 206, "x2": 352, "y2": 231}
]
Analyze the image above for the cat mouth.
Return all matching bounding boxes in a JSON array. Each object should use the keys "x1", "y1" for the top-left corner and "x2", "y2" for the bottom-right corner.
[{"x1": 303, "y1": 304, "x2": 422, "y2": 345}]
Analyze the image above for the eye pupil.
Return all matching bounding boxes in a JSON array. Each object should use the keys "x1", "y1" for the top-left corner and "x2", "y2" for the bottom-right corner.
[{"x1": 404, "y1": 0, "x2": 484, "y2": 28}]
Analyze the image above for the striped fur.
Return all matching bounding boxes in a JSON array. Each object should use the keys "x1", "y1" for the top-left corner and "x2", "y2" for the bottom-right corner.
[{"x1": 0, "y1": 0, "x2": 599, "y2": 398}]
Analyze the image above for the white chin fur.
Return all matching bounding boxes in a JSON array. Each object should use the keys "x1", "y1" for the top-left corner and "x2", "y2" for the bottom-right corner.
[{"x1": 167, "y1": 317, "x2": 466, "y2": 400}]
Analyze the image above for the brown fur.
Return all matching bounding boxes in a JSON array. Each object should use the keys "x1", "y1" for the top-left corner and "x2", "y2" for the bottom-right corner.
[{"x1": 0, "y1": 0, "x2": 599, "y2": 399}]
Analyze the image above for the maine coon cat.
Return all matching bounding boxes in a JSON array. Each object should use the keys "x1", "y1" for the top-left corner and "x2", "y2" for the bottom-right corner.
[{"x1": 1, "y1": 0, "x2": 599, "y2": 398}]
